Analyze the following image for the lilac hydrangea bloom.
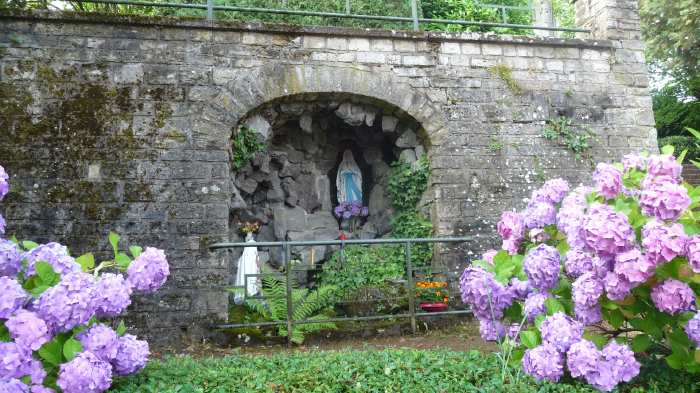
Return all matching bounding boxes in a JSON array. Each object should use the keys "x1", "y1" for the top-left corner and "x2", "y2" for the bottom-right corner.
[
  {"x1": 522, "y1": 344, "x2": 564, "y2": 382},
  {"x1": 593, "y1": 163, "x2": 622, "y2": 199},
  {"x1": 529, "y1": 178, "x2": 570, "y2": 205},
  {"x1": 540, "y1": 312, "x2": 583, "y2": 353},
  {"x1": 646, "y1": 154, "x2": 682, "y2": 181},
  {"x1": 0, "y1": 277, "x2": 27, "y2": 319},
  {"x1": 497, "y1": 211, "x2": 524, "y2": 241},
  {"x1": 30, "y1": 386, "x2": 54, "y2": 393},
  {"x1": 0, "y1": 165, "x2": 9, "y2": 201},
  {"x1": 651, "y1": 279, "x2": 696, "y2": 315},
  {"x1": 0, "y1": 214, "x2": 5, "y2": 235},
  {"x1": 482, "y1": 249, "x2": 497, "y2": 264},
  {"x1": 0, "y1": 379, "x2": 28, "y2": 393},
  {"x1": 507, "y1": 278, "x2": 531, "y2": 300},
  {"x1": 583, "y1": 204, "x2": 635, "y2": 258},
  {"x1": 523, "y1": 292, "x2": 548, "y2": 321},
  {"x1": 24, "y1": 243, "x2": 81, "y2": 278},
  {"x1": 566, "y1": 339, "x2": 600, "y2": 378},
  {"x1": 574, "y1": 303, "x2": 602, "y2": 324},
  {"x1": 478, "y1": 318, "x2": 505, "y2": 342},
  {"x1": 572, "y1": 273, "x2": 603, "y2": 308},
  {"x1": 614, "y1": 248, "x2": 655, "y2": 284},
  {"x1": 23, "y1": 359, "x2": 46, "y2": 385},
  {"x1": 112, "y1": 334, "x2": 150, "y2": 376},
  {"x1": 687, "y1": 236, "x2": 700, "y2": 273},
  {"x1": 640, "y1": 181, "x2": 690, "y2": 221},
  {"x1": 523, "y1": 202, "x2": 557, "y2": 230},
  {"x1": 0, "y1": 239, "x2": 22, "y2": 278},
  {"x1": 565, "y1": 249, "x2": 609, "y2": 279},
  {"x1": 507, "y1": 323, "x2": 522, "y2": 341},
  {"x1": 0, "y1": 342, "x2": 32, "y2": 380},
  {"x1": 77, "y1": 324, "x2": 120, "y2": 362},
  {"x1": 459, "y1": 267, "x2": 512, "y2": 320},
  {"x1": 57, "y1": 351, "x2": 112, "y2": 393},
  {"x1": 5, "y1": 310, "x2": 51, "y2": 351},
  {"x1": 127, "y1": 247, "x2": 170, "y2": 294},
  {"x1": 528, "y1": 228, "x2": 550, "y2": 244},
  {"x1": 34, "y1": 272, "x2": 96, "y2": 333},
  {"x1": 642, "y1": 221, "x2": 688, "y2": 265},
  {"x1": 603, "y1": 341, "x2": 640, "y2": 383},
  {"x1": 622, "y1": 154, "x2": 646, "y2": 171},
  {"x1": 685, "y1": 313, "x2": 700, "y2": 347},
  {"x1": 501, "y1": 237, "x2": 521, "y2": 255},
  {"x1": 523, "y1": 244, "x2": 560, "y2": 291},
  {"x1": 603, "y1": 272, "x2": 633, "y2": 301},
  {"x1": 94, "y1": 273, "x2": 132, "y2": 317}
]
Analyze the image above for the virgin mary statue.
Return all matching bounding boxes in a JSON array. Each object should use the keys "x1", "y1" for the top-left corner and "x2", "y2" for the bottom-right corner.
[{"x1": 336, "y1": 150, "x2": 363, "y2": 204}]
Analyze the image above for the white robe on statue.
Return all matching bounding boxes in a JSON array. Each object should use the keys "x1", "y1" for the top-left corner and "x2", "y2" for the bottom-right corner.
[
  {"x1": 234, "y1": 235, "x2": 259, "y2": 304},
  {"x1": 336, "y1": 150, "x2": 363, "y2": 204}
]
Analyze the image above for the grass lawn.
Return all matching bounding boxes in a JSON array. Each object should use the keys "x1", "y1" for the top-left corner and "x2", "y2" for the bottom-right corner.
[{"x1": 109, "y1": 348, "x2": 696, "y2": 393}]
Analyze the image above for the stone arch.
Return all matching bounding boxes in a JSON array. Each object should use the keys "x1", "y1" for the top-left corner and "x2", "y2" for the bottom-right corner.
[{"x1": 211, "y1": 64, "x2": 448, "y2": 148}]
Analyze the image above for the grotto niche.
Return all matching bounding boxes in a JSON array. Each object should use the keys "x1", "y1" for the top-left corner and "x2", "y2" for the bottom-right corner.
[{"x1": 229, "y1": 93, "x2": 429, "y2": 269}]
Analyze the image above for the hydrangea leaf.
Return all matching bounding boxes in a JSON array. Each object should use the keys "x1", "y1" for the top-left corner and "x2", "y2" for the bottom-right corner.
[
  {"x1": 35, "y1": 261, "x2": 59, "y2": 286},
  {"x1": 63, "y1": 337, "x2": 83, "y2": 361},
  {"x1": 0, "y1": 325, "x2": 10, "y2": 342},
  {"x1": 108, "y1": 231, "x2": 121, "y2": 256},
  {"x1": 130, "y1": 246, "x2": 143, "y2": 258},
  {"x1": 116, "y1": 252, "x2": 132, "y2": 270},
  {"x1": 38, "y1": 337, "x2": 65, "y2": 366},
  {"x1": 631, "y1": 334, "x2": 652, "y2": 353},
  {"x1": 630, "y1": 318, "x2": 663, "y2": 339},
  {"x1": 544, "y1": 298, "x2": 565, "y2": 315},
  {"x1": 520, "y1": 330, "x2": 540, "y2": 349},
  {"x1": 604, "y1": 308, "x2": 625, "y2": 329},
  {"x1": 21, "y1": 240, "x2": 39, "y2": 251},
  {"x1": 76, "y1": 253, "x2": 95, "y2": 272},
  {"x1": 583, "y1": 331, "x2": 607, "y2": 349},
  {"x1": 661, "y1": 144, "x2": 675, "y2": 155},
  {"x1": 117, "y1": 320, "x2": 127, "y2": 336}
]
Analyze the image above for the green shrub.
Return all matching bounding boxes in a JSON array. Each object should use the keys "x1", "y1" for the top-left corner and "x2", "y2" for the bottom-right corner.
[
  {"x1": 243, "y1": 275, "x2": 337, "y2": 344},
  {"x1": 387, "y1": 156, "x2": 430, "y2": 213},
  {"x1": 232, "y1": 125, "x2": 266, "y2": 171},
  {"x1": 658, "y1": 135, "x2": 700, "y2": 160},
  {"x1": 391, "y1": 211, "x2": 434, "y2": 269},
  {"x1": 110, "y1": 348, "x2": 698, "y2": 393}
]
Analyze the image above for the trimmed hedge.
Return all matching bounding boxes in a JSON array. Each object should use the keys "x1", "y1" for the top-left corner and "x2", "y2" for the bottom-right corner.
[{"x1": 109, "y1": 349, "x2": 696, "y2": 392}]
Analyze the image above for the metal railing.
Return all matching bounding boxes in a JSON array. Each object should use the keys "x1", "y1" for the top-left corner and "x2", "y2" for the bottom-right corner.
[
  {"x1": 33, "y1": 0, "x2": 589, "y2": 34},
  {"x1": 210, "y1": 237, "x2": 472, "y2": 345}
]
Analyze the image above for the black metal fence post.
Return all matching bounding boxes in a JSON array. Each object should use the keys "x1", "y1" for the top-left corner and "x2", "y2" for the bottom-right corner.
[
  {"x1": 405, "y1": 241, "x2": 417, "y2": 334},
  {"x1": 283, "y1": 243, "x2": 294, "y2": 347}
]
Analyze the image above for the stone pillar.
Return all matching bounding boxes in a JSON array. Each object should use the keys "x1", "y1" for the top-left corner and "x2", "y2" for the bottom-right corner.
[
  {"x1": 574, "y1": 0, "x2": 641, "y2": 40},
  {"x1": 533, "y1": 0, "x2": 555, "y2": 38}
]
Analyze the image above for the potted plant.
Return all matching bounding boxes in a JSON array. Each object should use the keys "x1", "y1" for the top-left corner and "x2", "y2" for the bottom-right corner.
[{"x1": 416, "y1": 280, "x2": 449, "y2": 312}]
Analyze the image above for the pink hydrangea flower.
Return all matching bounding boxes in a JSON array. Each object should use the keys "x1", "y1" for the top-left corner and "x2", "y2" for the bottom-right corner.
[
  {"x1": 640, "y1": 181, "x2": 690, "y2": 221},
  {"x1": 685, "y1": 235, "x2": 700, "y2": 273},
  {"x1": 613, "y1": 248, "x2": 655, "y2": 284},
  {"x1": 593, "y1": 163, "x2": 622, "y2": 199},
  {"x1": 460, "y1": 267, "x2": 512, "y2": 320},
  {"x1": 127, "y1": 247, "x2": 170, "y2": 294},
  {"x1": 567, "y1": 339, "x2": 600, "y2": 378},
  {"x1": 478, "y1": 318, "x2": 505, "y2": 342},
  {"x1": 685, "y1": 313, "x2": 700, "y2": 347},
  {"x1": 57, "y1": 351, "x2": 112, "y2": 393},
  {"x1": 572, "y1": 272, "x2": 603, "y2": 308},
  {"x1": 112, "y1": 334, "x2": 150, "y2": 376},
  {"x1": 522, "y1": 344, "x2": 564, "y2": 382},
  {"x1": 564, "y1": 249, "x2": 609, "y2": 279},
  {"x1": 497, "y1": 211, "x2": 524, "y2": 241},
  {"x1": 0, "y1": 165, "x2": 9, "y2": 201},
  {"x1": 583, "y1": 204, "x2": 635, "y2": 258},
  {"x1": 529, "y1": 178, "x2": 570, "y2": 206},
  {"x1": 523, "y1": 202, "x2": 557, "y2": 230},
  {"x1": 574, "y1": 303, "x2": 602, "y2": 325},
  {"x1": 603, "y1": 272, "x2": 633, "y2": 301},
  {"x1": 0, "y1": 277, "x2": 27, "y2": 319},
  {"x1": 646, "y1": 154, "x2": 682, "y2": 181},
  {"x1": 523, "y1": 292, "x2": 548, "y2": 321},
  {"x1": 540, "y1": 312, "x2": 583, "y2": 353},
  {"x1": 622, "y1": 154, "x2": 647, "y2": 171},
  {"x1": 642, "y1": 220, "x2": 687, "y2": 265},
  {"x1": 651, "y1": 279, "x2": 696, "y2": 315},
  {"x1": 482, "y1": 249, "x2": 497, "y2": 264},
  {"x1": 5, "y1": 310, "x2": 51, "y2": 351}
]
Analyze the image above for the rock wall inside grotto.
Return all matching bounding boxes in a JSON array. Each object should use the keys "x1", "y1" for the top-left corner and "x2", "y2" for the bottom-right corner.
[{"x1": 230, "y1": 95, "x2": 428, "y2": 267}]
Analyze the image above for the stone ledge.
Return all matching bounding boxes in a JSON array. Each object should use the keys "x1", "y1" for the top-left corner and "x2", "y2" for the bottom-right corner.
[{"x1": 0, "y1": 9, "x2": 616, "y2": 49}]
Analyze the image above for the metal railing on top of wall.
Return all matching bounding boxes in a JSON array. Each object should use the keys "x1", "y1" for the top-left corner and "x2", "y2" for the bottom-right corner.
[
  {"x1": 209, "y1": 237, "x2": 473, "y2": 345},
  {"x1": 30, "y1": 0, "x2": 589, "y2": 34}
]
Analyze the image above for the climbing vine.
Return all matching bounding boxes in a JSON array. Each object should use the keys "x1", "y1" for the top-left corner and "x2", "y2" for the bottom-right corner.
[
  {"x1": 387, "y1": 155, "x2": 431, "y2": 212},
  {"x1": 232, "y1": 126, "x2": 266, "y2": 170},
  {"x1": 542, "y1": 117, "x2": 596, "y2": 160}
]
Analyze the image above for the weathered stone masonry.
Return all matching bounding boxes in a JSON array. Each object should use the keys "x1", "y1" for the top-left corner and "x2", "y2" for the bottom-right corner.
[{"x1": 0, "y1": 0, "x2": 654, "y2": 344}]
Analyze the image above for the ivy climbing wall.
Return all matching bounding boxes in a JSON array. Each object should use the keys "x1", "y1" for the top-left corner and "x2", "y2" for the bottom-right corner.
[{"x1": 0, "y1": 0, "x2": 654, "y2": 345}]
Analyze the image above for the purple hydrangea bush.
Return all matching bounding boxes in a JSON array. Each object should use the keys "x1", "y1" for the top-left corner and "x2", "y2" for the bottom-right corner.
[
  {"x1": 0, "y1": 165, "x2": 169, "y2": 392},
  {"x1": 460, "y1": 152, "x2": 700, "y2": 391}
]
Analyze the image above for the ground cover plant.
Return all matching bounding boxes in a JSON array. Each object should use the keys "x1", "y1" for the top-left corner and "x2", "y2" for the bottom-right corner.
[
  {"x1": 460, "y1": 148, "x2": 700, "y2": 391},
  {"x1": 0, "y1": 165, "x2": 170, "y2": 392},
  {"x1": 108, "y1": 348, "x2": 696, "y2": 393}
]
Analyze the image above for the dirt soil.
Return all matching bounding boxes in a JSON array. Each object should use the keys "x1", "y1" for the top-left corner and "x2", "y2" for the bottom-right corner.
[{"x1": 153, "y1": 319, "x2": 496, "y2": 359}]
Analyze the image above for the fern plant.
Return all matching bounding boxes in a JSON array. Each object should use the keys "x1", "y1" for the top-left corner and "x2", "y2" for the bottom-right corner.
[{"x1": 245, "y1": 275, "x2": 337, "y2": 344}]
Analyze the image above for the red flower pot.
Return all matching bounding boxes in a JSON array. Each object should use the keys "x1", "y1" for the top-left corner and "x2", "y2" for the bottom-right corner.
[{"x1": 419, "y1": 302, "x2": 448, "y2": 312}]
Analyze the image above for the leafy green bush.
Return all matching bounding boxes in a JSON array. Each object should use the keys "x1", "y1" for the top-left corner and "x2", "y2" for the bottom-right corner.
[
  {"x1": 652, "y1": 84, "x2": 700, "y2": 139},
  {"x1": 318, "y1": 245, "x2": 405, "y2": 303},
  {"x1": 232, "y1": 126, "x2": 266, "y2": 171},
  {"x1": 391, "y1": 211, "x2": 434, "y2": 268},
  {"x1": 387, "y1": 156, "x2": 430, "y2": 212},
  {"x1": 109, "y1": 348, "x2": 698, "y2": 393},
  {"x1": 658, "y1": 135, "x2": 700, "y2": 161},
  {"x1": 244, "y1": 275, "x2": 337, "y2": 344}
]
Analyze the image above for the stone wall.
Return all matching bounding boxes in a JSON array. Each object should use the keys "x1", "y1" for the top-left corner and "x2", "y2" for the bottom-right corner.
[{"x1": 0, "y1": 0, "x2": 655, "y2": 345}]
